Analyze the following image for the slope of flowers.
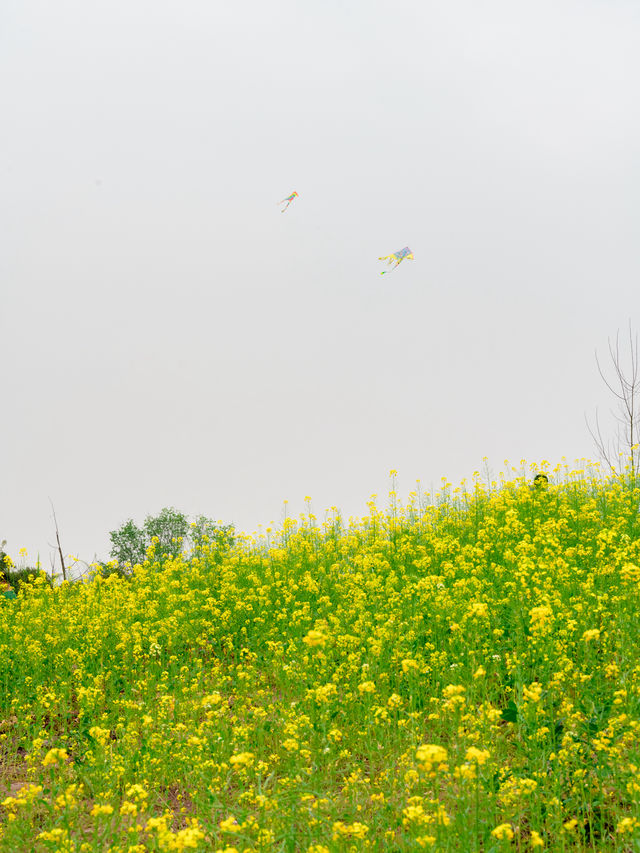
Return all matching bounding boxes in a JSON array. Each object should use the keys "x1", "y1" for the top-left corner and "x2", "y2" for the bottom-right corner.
[{"x1": 1, "y1": 469, "x2": 640, "y2": 851}]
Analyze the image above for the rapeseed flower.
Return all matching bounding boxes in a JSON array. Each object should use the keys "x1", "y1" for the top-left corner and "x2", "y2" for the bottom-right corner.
[
  {"x1": 91, "y1": 803, "x2": 114, "y2": 816},
  {"x1": 582, "y1": 628, "x2": 600, "y2": 641},
  {"x1": 491, "y1": 823, "x2": 514, "y2": 841},
  {"x1": 617, "y1": 816, "x2": 639, "y2": 833},
  {"x1": 303, "y1": 629, "x2": 327, "y2": 648},
  {"x1": 2, "y1": 460, "x2": 640, "y2": 850},
  {"x1": 41, "y1": 747, "x2": 68, "y2": 767},
  {"x1": 465, "y1": 747, "x2": 490, "y2": 765},
  {"x1": 332, "y1": 820, "x2": 369, "y2": 840},
  {"x1": 415, "y1": 744, "x2": 448, "y2": 765}
]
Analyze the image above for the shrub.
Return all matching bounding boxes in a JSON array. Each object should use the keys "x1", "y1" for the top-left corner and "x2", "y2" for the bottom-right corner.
[{"x1": 2, "y1": 567, "x2": 52, "y2": 594}]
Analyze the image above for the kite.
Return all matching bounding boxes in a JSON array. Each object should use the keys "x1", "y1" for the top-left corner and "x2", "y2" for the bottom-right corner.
[
  {"x1": 278, "y1": 191, "x2": 298, "y2": 212},
  {"x1": 378, "y1": 246, "x2": 414, "y2": 274}
]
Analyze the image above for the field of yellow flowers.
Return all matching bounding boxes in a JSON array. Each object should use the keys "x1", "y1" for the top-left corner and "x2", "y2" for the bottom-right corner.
[{"x1": 2, "y1": 465, "x2": 640, "y2": 852}]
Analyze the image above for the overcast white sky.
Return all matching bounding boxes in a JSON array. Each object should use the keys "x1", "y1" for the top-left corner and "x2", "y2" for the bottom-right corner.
[{"x1": 2, "y1": 0, "x2": 639, "y2": 568}]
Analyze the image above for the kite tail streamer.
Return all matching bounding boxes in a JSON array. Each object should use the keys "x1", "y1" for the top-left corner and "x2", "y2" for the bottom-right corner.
[
  {"x1": 379, "y1": 254, "x2": 400, "y2": 274},
  {"x1": 380, "y1": 263, "x2": 400, "y2": 275}
]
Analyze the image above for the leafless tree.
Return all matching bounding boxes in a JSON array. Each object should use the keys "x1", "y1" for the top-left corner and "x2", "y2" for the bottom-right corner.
[
  {"x1": 587, "y1": 323, "x2": 640, "y2": 479},
  {"x1": 49, "y1": 500, "x2": 67, "y2": 582}
]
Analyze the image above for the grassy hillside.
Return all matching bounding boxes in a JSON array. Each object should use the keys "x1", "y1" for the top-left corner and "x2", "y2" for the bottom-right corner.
[{"x1": 2, "y1": 467, "x2": 640, "y2": 851}]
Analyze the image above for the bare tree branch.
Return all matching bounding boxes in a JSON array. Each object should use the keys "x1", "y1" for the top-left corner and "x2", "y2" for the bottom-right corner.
[
  {"x1": 588, "y1": 323, "x2": 640, "y2": 479},
  {"x1": 49, "y1": 499, "x2": 67, "y2": 582},
  {"x1": 585, "y1": 409, "x2": 615, "y2": 472}
]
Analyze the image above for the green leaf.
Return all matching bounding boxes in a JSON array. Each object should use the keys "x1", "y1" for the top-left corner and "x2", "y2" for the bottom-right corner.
[{"x1": 501, "y1": 700, "x2": 518, "y2": 723}]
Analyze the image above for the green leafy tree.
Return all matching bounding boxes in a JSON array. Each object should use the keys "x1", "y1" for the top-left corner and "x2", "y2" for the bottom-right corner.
[
  {"x1": 190, "y1": 515, "x2": 236, "y2": 560},
  {"x1": 0, "y1": 545, "x2": 9, "y2": 576},
  {"x1": 108, "y1": 519, "x2": 148, "y2": 567},
  {"x1": 143, "y1": 507, "x2": 189, "y2": 560},
  {"x1": 0, "y1": 547, "x2": 11, "y2": 585},
  {"x1": 108, "y1": 508, "x2": 234, "y2": 568}
]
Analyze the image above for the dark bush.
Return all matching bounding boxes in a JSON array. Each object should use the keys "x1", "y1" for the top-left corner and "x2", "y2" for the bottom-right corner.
[{"x1": 2, "y1": 567, "x2": 52, "y2": 594}]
